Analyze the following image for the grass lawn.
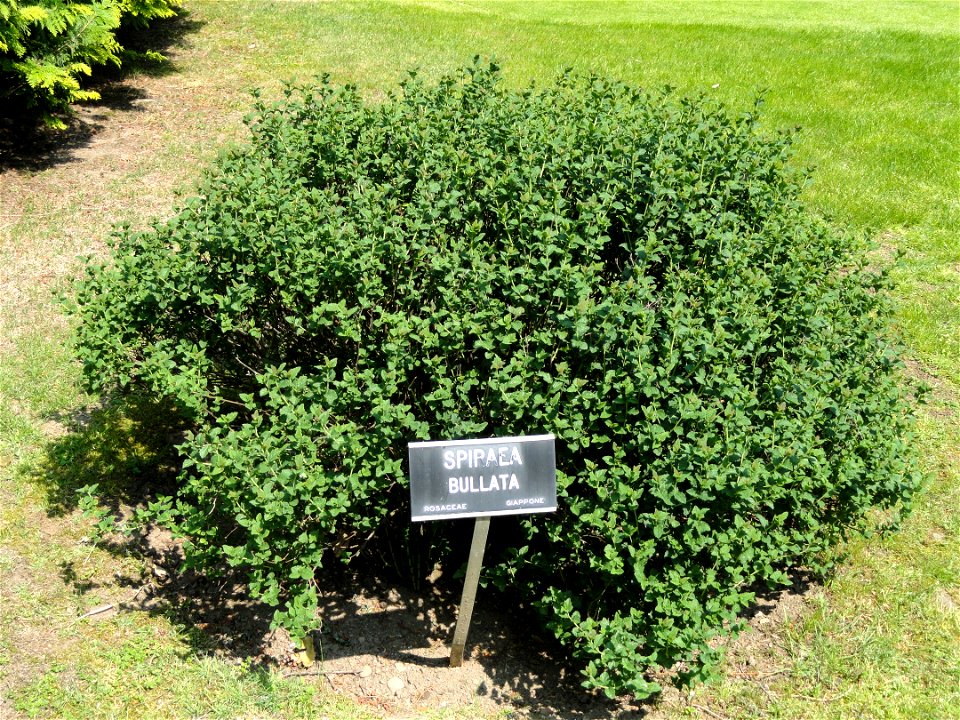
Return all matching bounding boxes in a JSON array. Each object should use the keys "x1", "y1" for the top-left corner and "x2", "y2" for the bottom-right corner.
[{"x1": 1, "y1": 1, "x2": 957, "y2": 718}]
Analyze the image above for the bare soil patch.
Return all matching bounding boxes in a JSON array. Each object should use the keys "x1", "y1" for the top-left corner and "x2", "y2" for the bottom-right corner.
[
  {"x1": 905, "y1": 358, "x2": 959, "y2": 420},
  {"x1": 81, "y1": 520, "x2": 819, "y2": 719},
  {"x1": 116, "y1": 524, "x2": 646, "y2": 719}
]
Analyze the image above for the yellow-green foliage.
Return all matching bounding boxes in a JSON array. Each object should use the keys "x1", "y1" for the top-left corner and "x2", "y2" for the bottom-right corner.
[{"x1": 0, "y1": 0, "x2": 180, "y2": 128}]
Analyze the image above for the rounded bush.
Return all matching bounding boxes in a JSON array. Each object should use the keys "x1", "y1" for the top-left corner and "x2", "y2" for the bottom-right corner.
[{"x1": 72, "y1": 62, "x2": 921, "y2": 698}]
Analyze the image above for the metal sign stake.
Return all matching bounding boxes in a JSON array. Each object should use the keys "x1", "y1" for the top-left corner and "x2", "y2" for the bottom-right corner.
[{"x1": 449, "y1": 516, "x2": 491, "y2": 667}]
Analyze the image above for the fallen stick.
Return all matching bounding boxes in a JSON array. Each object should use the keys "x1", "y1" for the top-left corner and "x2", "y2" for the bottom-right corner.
[
  {"x1": 283, "y1": 668, "x2": 365, "y2": 679},
  {"x1": 689, "y1": 704, "x2": 729, "y2": 720},
  {"x1": 79, "y1": 603, "x2": 115, "y2": 619},
  {"x1": 78, "y1": 585, "x2": 150, "y2": 620}
]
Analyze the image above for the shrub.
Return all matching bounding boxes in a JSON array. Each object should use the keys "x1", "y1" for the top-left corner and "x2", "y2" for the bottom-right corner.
[
  {"x1": 71, "y1": 62, "x2": 921, "y2": 699},
  {"x1": 0, "y1": 0, "x2": 180, "y2": 129}
]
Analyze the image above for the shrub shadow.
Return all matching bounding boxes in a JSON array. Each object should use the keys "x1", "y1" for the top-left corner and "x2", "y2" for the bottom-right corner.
[
  {"x1": 34, "y1": 393, "x2": 185, "y2": 519},
  {"x1": 36, "y1": 394, "x2": 823, "y2": 717},
  {"x1": 304, "y1": 563, "x2": 651, "y2": 718},
  {"x1": 739, "y1": 571, "x2": 819, "y2": 624},
  {"x1": 34, "y1": 392, "x2": 284, "y2": 661},
  {"x1": 0, "y1": 11, "x2": 204, "y2": 172},
  {"x1": 38, "y1": 396, "x2": 649, "y2": 717}
]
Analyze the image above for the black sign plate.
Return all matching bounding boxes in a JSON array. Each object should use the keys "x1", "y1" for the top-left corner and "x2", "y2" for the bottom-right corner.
[{"x1": 409, "y1": 434, "x2": 557, "y2": 521}]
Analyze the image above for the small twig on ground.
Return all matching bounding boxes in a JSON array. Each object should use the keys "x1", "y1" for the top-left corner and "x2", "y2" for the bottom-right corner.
[
  {"x1": 732, "y1": 667, "x2": 788, "y2": 680},
  {"x1": 79, "y1": 603, "x2": 116, "y2": 619},
  {"x1": 121, "y1": 583, "x2": 150, "y2": 606},
  {"x1": 77, "y1": 584, "x2": 151, "y2": 620},
  {"x1": 793, "y1": 687, "x2": 854, "y2": 704},
  {"x1": 282, "y1": 668, "x2": 364, "y2": 679},
  {"x1": 689, "y1": 704, "x2": 730, "y2": 720}
]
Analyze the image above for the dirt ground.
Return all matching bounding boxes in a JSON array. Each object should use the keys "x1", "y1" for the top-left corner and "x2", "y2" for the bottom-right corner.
[
  {"x1": 122, "y1": 524, "x2": 816, "y2": 720},
  {"x1": 126, "y1": 524, "x2": 643, "y2": 719}
]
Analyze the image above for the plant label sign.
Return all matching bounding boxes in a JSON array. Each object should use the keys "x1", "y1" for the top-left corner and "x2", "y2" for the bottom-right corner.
[{"x1": 408, "y1": 434, "x2": 557, "y2": 521}]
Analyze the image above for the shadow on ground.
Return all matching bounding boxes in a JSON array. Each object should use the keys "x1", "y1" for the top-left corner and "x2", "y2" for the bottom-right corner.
[
  {"x1": 34, "y1": 393, "x2": 659, "y2": 718},
  {"x1": 32, "y1": 393, "x2": 185, "y2": 519},
  {"x1": 31, "y1": 390, "x2": 818, "y2": 718},
  {"x1": 0, "y1": 11, "x2": 204, "y2": 172},
  {"x1": 301, "y1": 568, "x2": 652, "y2": 718},
  {"x1": 34, "y1": 392, "x2": 821, "y2": 718}
]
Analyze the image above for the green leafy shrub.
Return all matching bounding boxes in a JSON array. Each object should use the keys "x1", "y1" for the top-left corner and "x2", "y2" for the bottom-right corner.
[
  {"x1": 0, "y1": 0, "x2": 180, "y2": 128},
  {"x1": 71, "y1": 62, "x2": 921, "y2": 699}
]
